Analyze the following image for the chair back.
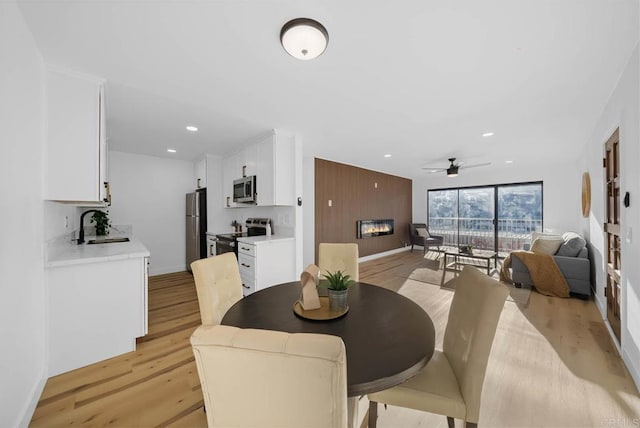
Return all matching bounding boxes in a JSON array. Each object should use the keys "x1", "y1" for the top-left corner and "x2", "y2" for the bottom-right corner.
[
  {"x1": 442, "y1": 266, "x2": 509, "y2": 422},
  {"x1": 409, "y1": 223, "x2": 427, "y2": 236},
  {"x1": 190, "y1": 253, "x2": 243, "y2": 325},
  {"x1": 318, "y1": 243, "x2": 359, "y2": 281},
  {"x1": 191, "y1": 325, "x2": 348, "y2": 428}
]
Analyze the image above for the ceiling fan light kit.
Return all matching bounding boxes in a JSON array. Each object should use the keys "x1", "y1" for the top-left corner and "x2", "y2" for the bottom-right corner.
[{"x1": 280, "y1": 18, "x2": 329, "y2": 60}]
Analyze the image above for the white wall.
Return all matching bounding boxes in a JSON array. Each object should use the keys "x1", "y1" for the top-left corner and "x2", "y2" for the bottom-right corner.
[
  {"x1": 0, "y1": 2, "x2": 47, "y2": 425},
  {"x1": 108, "y1": 151, "x2": 195, "y2": 275},
  {"x1": 580, "y1": 44, "x2": 640, "y2": 388},
  {"x1": 412, "y1": 162, "x2": 582, "y2": 234}
]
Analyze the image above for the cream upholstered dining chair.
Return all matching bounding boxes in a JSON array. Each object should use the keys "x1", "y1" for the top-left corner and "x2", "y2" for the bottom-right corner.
[
  {"x1": 191, "y1": 324, "x2": 348, "y2": 428},
  {"x1": 368, "y1": 266, "x2": 509, "y2": 428},
  {"x1": 190, "y1": 252, "x2": 243, "y2": 326},
  {"x1": 318, "y1": 243, "x2": 359, "y2": 281}
]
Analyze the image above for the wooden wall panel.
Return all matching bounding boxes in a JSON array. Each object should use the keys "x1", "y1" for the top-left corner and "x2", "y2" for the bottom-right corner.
[{"x1": 315, "y1": 158, "x2": 412, "y2": 259}]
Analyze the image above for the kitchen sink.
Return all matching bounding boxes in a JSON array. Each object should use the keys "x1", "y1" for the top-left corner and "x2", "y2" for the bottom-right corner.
[{"x1": 87, "y1": 237, "x2": 130, "y2": 244}]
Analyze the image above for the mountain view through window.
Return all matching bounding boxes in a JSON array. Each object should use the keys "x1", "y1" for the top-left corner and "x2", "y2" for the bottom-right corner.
[{"x1": 428, "y1": 182, "x2": 543, "y2": 254}]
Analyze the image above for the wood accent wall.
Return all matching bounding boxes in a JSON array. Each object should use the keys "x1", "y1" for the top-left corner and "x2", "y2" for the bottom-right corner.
[{"x1": 315, "y1": 158, "x2": 412, "y2": 259}]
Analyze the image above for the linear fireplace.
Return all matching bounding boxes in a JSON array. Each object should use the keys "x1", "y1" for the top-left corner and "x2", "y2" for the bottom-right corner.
[{"x1": 357, "y1": 219, "x2": 394, "y2": 239}]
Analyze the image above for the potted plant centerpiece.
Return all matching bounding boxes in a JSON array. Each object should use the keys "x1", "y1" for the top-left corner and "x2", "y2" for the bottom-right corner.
[
  {"x1": 91, "y1": 210, "x2": 111, "y2": 236},
  {"x1": 321, "y1": 270, "x2": 354, "y2": 312}
]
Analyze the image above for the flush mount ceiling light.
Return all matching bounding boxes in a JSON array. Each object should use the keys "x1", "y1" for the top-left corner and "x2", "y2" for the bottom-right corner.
[
  {"x1": 167, "y1": 149, "x2": 177, "y2": 153},
  {"x1": 482, "y1": 132, "x2": 495, "y2": 137},
  {"x1": 384, "y1": 154, "x2": 392, "y2": 158},
  {"x1": 186, "y1": 125, "x2": 198, "y2": 132},
  {"x1": 280, "y1": 18, "x2": 329, "y2": 60}
]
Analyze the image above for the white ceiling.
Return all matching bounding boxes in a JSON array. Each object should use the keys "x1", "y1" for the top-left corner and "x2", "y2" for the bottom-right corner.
[{"x1": 18, "y1": 0, "x2": 639, "y2": 179}]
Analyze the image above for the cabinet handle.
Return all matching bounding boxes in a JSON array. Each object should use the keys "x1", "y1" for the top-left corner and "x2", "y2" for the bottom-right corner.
[
  {"x1": 242, "y1": 165, "x2": 246, "y2": 177},
  {"x1": 241, "y1": 246, "x2": 249, "y2": 251},
  {"x1": 197, "y1": 178, "x2": 201, "y2": 188},
  {"x1": 242, "y1": 284, "x2": 250, "y2": 289},
  {"x1": 226, "y1": 196, "x2": 230, "y2": 207},
  {"x1": 241, "y1": 263, "x2": 250, "y2": 268},
  {"x1": 103, "y1": 182, "x2": 111, "y2": 205}
]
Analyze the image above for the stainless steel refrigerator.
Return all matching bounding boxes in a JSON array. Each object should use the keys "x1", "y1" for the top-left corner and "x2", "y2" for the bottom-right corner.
[{"x1": 186, "y1": 188, "x2": 207, "y2": 272}]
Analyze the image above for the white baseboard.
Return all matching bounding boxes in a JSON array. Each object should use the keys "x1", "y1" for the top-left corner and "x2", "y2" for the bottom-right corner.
[
  {"x1": 358, "y1": 246, "x2": 411, "y2": 263},
  {"x1": 18, "y1": 367, "x2": 47, "y2": 428},
  {"x1": 597, "y1": 295, "x2": 640, "y2": 393},
  {"x1": 622, "y1": 342, "x2": 640, "y2": 392}
]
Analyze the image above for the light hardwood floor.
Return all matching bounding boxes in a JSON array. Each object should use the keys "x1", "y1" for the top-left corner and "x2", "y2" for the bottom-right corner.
[{"x1": 31, "y1": 251, "x2": 640, "y2": 427}]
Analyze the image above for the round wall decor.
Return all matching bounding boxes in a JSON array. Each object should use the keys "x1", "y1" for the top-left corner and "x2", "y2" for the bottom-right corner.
[{"x1": 581, "y1": 172, "x2": 591, "y2": 217}]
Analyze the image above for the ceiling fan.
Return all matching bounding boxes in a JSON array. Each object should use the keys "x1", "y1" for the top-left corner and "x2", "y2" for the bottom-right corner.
[{"x1": 422, "y1": 158, "x2": 491, "y2": 177}]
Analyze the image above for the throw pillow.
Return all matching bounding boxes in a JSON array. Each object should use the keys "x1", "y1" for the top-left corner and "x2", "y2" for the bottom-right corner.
[
  {"x1": 531, "y1": 232, "x2": 562, "y2": 244},
  {"x1": 556, "y1": 232, "x2": 587, "y2": 257},
  {"x1": 530, "y1": 237, "x2": 563, "y2": 255},
  {"x1": 416, "y1": 227, "x2": 430, "y2": 238}
]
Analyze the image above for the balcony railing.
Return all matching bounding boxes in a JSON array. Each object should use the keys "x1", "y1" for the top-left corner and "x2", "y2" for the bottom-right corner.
[{"x1": 428, "y1": 217, "x2": 542, "y2": 256}]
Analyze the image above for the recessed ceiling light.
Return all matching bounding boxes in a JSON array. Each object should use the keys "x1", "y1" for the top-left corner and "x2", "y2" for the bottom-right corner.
[
  {"x1": 505, "y1": 160, "x2": 513, "y2": 164},
  {"x1": 482, "y1": 132, "x2": 495, "y2": 137},
  {"x1": 384, "y1": 154, "x2": 392, "y2": 158},
  {"x1": 186, "y1": 126, "x2": 198, "y2": 132},
  {"x1": 167, "y1": 149, "x2": 177, "y2": 153}
]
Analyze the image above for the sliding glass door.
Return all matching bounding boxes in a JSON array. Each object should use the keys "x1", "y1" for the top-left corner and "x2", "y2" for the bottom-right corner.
[
  {"x1": 497, "y1": 184, "x2": 543, "y2": 254},
  {"x1": 428, "y1": 182, "x2": 542, "y2": 256}
]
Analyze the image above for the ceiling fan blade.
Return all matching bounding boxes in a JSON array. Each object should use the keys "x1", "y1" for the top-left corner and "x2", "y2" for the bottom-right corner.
[
  {"x1": 459, "y1": 162, "x2": 491, "y2": 170},
  {"x1": 422, "y1": 167, "x2": 447, "y2": 173}
]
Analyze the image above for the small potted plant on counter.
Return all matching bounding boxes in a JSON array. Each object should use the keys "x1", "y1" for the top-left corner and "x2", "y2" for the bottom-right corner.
[
  {"x1": 91, "y1": 210, "x2": 111, "y2": 236},
  {"x1": 320, "y1": 270, "x2": 354, "y2": 312}
]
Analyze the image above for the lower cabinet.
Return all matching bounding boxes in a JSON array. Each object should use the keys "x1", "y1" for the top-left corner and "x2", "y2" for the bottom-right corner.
[
  {"x1": 47, "y1": 256, "x2": 148, "y2": 376},
  {"x1": 237, "y1": 238, "x2": 296, "y2": 297}
]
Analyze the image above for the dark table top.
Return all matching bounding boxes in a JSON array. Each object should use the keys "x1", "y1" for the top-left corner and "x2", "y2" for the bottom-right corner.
[{"x1": 221, "y1": 281, "x2": 435, "y2": 396}]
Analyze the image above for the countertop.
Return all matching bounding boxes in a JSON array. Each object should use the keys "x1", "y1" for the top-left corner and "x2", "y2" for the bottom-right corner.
[
  {"x1": 46, "y1": 237, "x2": 150, "y2": 268},
  {"x1": 237, "y1": 235, "x2": 295, "y2": 245}
]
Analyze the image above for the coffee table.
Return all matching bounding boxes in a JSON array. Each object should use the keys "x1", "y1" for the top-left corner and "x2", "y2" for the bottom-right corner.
[{"x1": 441, "y1": 248, "x2": 498, "y2": 285}]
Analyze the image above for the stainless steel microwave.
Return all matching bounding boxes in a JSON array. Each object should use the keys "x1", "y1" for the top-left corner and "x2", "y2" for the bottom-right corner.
[{"x1": 233, "y1": 175, "x2": 256, "y2": 203}]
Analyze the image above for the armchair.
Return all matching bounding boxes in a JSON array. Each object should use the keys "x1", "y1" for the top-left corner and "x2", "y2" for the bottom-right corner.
[{"x1": 409, "y1": 223, "x2": 444, "y2": 255}]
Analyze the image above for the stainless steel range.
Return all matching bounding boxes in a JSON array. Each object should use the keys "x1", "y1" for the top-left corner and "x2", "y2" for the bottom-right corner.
[{"x1": 215, "y1": 218, "x2": 272, "y2": 256}]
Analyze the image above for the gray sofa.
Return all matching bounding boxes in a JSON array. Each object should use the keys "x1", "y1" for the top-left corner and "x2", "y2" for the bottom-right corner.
[{"x1": 511, "y1": 232, "x2": 591, "y2": 299}]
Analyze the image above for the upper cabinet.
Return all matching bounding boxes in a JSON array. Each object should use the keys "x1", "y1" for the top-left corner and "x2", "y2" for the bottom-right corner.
[
  {"x1": 239, "y1": 144, "x2": 258, "y2": 178},
  {"x1": 222, "y1": 153, "x2": 239, "y2": 208},
  {"x1": 45, "y1": 66, "x2": 110, "y2": 206},
  {"x1": 221, "y1": 130, "x2": 295, "y2": 208},
  {"x1": 257, "y1": 131, "x2": 295, "y2": 206}
]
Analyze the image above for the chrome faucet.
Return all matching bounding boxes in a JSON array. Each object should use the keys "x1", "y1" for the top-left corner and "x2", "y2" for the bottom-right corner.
[{"x1": 77, "y1": 210, "x2": 101, "y2": 245}]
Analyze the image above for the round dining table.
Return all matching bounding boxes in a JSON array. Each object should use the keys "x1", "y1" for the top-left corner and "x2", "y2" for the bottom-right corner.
[{"x1": 221, "y1": 281, "x2": 436, "y2": 397}]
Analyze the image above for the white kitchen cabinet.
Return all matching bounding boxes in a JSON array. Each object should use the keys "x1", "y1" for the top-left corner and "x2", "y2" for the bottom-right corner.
[
  {"x1": 222, "y1": 153, "x2": 238, "y2": 208},
  {"x1": 206, "y1": 233, "x2": 217, "y2": 257},
  {"x1": 45, "y1": 66, "x2": 110, "y2": 205},
  {"x1": 237, "y1": 237, "x2": 296, "y2": 296},
  {"x1": 221, "y1": 129, "x2": 296, "y2": 208},
  {"x1": 256, "y1": 131, "x2": 295, "y2": 206},
  {"x1": 239, "y1": 143, "x2": 258, "y2": 177},
  {"x1": 47, "y1": 255, "x2": 148, "y2": 376},
  {"x1": 195, "y1": 157, "x2": 207, "y2": 189}
]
